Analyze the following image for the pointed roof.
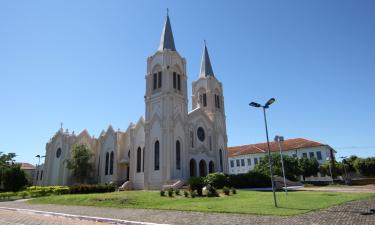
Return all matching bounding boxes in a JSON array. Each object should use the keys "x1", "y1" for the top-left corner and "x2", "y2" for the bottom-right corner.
[
  {"x1": 158, "y1": 15, "x2": 176, "y2": 51},
  {"x1": 200, "y1": 43, "x2": 215, "y2": 77}
]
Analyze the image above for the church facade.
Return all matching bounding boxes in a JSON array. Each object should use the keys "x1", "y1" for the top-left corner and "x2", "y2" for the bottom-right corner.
[{"x1": 41, "y1": 15, "x2": 229, "y2": 189}]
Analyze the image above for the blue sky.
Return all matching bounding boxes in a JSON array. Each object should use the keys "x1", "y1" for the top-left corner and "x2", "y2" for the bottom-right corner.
[{"x1": 1, "y1": 0, "x2": 374, "y2": 165}]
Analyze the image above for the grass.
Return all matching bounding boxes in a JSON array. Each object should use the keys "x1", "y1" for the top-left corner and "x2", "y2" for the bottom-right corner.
[{"x1": 29, "y1": 190, "x2": 375, "y2": 216}]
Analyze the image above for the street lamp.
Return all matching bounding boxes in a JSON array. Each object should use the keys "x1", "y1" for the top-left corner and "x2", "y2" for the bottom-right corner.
[
  {"x1": 275, "y1": 135, "x2": 287, "y2": 197},
  {"x1": 35, "y1": 155, "x2": 45, "y2": 187},
  {"x1": 249, "y1": 98, "x2": 277, "y2": 207},
  {"x1": 340, "y1": 156, "x2": 349, "y2": 184}
]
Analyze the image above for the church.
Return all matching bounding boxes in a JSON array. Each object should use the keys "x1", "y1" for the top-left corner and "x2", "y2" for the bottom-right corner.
[{"x1": 41, "y1": 15, "x2": 229, "y2": 190}]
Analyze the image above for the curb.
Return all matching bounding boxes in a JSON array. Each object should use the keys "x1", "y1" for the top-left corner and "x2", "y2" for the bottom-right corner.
[{"x1": 0, "y1": 206, "x2": 168, "y2": 225}]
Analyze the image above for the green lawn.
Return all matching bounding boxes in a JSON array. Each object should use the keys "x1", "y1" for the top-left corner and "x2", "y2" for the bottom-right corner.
[{"x1": 29, "y1": 190, "x2": 375, "y2": 216}]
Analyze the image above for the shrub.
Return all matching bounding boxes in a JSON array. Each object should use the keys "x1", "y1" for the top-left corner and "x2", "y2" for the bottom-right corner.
[
  {"x1": 204, "y1": 172, "x2": 229, "y2": 189},
  {"x1": 190, "y1": 190, "x2": 197, "y2": 198},
  {"x1": 53, "y1": 187, "x2": 70, "y2": 195},
  {"x1": 175, "y1": 189, "x2": 180, "y2": 196},
  {"x1": 223, "y1": 186, "x2": 230, "y2": 195},
  {"x1": 69, "y1": 184, "x2": 115, "y2": 194},
  {"x1": 188, "y1": 177, "x2": 204, "y2": 196},
  {"x1": 228, "y1": 171, "x2": 271, "y2": 188},
  {"x1": 18, "y1": 191, "x2": 29, "y2": 199},
  {"x1": 206, "y1": 184, "x2": 219, "y2": 197},
  {"x1": 354, "y1": 157, "x2": 375, "y2": 177},
  {"x1": 183, "y1": 190, "x2": 189, "y2": 197},
  {"x1": 167, "y1": 188, "x2": 174, "y2": 197},
  {"x1": 160, "y1": 190, "x2": 165, "y2": 197},
  {"x1": 231, "y1": 187, "x2": 237, "y2": 195},
  {"x1": 0, "y1": 192, "x2": 16, "y2": 200}
]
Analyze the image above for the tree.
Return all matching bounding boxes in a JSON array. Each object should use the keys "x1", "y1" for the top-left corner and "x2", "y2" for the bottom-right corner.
[
  {"x1": 65, "y1": 144, "x2": 93, "y2": 184},
  {"x1": 0, "y1": 152, "x2": 17, "y2": 187},
  {"x1": 342, "y1": 155, "x2": 359, "y2": 173},
  {"x1": 354, "y1": 157, "x2": 375, "y2": 177},
  {"x1": 319, "y1": 160, "x2": 343, "y2": 177},
  {"x1": 253, "y1": 153, "x2": 301, "y2": 181},
  {"x1": 298, "y1": 158, "x2": 319, "y2": 181},
  {"x1": 3, "y1": 165, "x2": 28, "y2": 191}
]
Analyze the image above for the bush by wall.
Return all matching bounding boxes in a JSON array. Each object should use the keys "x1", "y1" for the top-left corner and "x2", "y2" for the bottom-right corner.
[
  {"x1": 228, "y1": 171, "x2": 271, "y2": 188},
  {"x1": 204, "y1": 173, "x2": 229, "y2": 189},
  {"x1": 69, "y1": 183, "x2": 115, "y2": 194},
  {"x1": 188, "y1": 177, "x2": 204, "y2": 196}
]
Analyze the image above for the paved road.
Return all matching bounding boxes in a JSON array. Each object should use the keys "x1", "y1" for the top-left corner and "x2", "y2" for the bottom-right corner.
[
  {"x1": 301, "y1": 184, "x2": 375, "y2": 193},
  {"x1": 0, "y1": 199, "x2": 374, "y2": 225},
  {"x1": 0, "y1": 209, "x2": 108, "y2": 225}
]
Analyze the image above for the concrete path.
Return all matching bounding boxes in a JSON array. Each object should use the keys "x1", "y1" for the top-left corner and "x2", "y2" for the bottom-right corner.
[
  {"x1": 0, "y1": 199, "x2": 374, "y2": 225},
  {"x1": 301, "y1": 184, "x2": 375, "y2": 193}
]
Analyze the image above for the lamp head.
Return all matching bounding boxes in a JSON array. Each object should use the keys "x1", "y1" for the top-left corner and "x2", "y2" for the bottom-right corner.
[
  {"x1": 35, "y1": 155, "x2": 40, "y2": 158},
  {"x1": 265, "y1": 98, "x2": 275, "y2": 107},
  {"x1": 249, "y1": 102, "x2": 261, "y2": 108}
]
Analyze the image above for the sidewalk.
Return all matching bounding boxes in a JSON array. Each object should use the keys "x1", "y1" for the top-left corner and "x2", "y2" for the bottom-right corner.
[{"x1": 0, "y1": 199, "x2": 374, "y2": 225}]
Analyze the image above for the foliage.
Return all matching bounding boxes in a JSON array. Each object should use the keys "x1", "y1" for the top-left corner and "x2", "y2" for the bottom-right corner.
[
  {"x1": 69, "y1": 183, "x2": 115, "y2": 194},
  {"x1": 354, "y1": 157, "x2": 375, "y2": 177},
  {"x1": 18, "y1": 191, "x2": 29, "y2": 199},
  {"x1": 175, "y1": 189, "x2": 180, "y2": 196},
  {"x1": 183, "y1": 190, "x2": 188, "y2": 197},
  {"x1": 319, "y1": 161, "x2": 343, "y2": 176},
  {"x1": 206, "y1": 184, "x2": 219, "y2": 197},
  {"x1": 228, "y1": 171, "x2": 271, "y2": 188},
  {"x1": 253, "y1": 153, "x2": 301, "y2": 181},
  {"x1": 0, "y1": 192, "x2": 16, "y2": 200},
  {"x1": 203, "y1": 172, "x2": 229, "y2": 189},
  {"x1": 160, "y1": 190, "x2": 165, "y2": 197},
  {"x1": 342, "y1": 155, "x2": 359, "y2": 173},
  {"x1": 3, "y1": 165, "x2": 28, "y2": 192},
  {"x1": 223, "y1": 186, "x2": 230, "y2": 195},
  {"x1": 298, "y1": 157, "x2": 320, "y2": 181},
  {"x1": 26, "y1": 186, "x2": 70, "y2": 197},
  {"x1": 167, "y1": 188, "x2": 174, "y2": 197},
  {"x1": 65, "y1": 144, "x2": 94, "y2": 184},
  {"x1": 0, "y1": 152, "x2": 17, "y2": 186},
  {"x1": 231, "y1": 187, "x2": 237, "y2": 195},
  {"x1": 188, "y1": 177, "x2": 204, "y2": 196},
  {"x1": 190, "y1": 190, "x2": 197, "y2": 198}
]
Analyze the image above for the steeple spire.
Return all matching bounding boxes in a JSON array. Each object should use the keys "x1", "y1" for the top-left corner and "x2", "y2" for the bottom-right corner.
[
  {"x1": 200, "y1": 41, "x2": 215, "y2": 77},
  {"x1": 158, "y1": 12, "x2": 176, "y2": 51}
]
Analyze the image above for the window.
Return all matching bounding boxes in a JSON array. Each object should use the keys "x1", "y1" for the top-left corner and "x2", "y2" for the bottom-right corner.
[
  {"x1": 197, "y1": 127, "x2": 205, "y2": 142},
  {"x1": 247, "y1": 158, "x2": 251, "y2": 166},
  {"x1": 105, "y1": 152, "x2": 109, "y2": 175},
  {"x1": 110, "y1": 151, "x2": 114, "y2": 175},
  {"x1": 176, "y1": 141, "x2": 181, "y2": 170},
  {"x1": 230, "y1": 160, "x2": 234, "y2": 167},
  {"x1": 177, "y1": 74, "x2": 181, "y2": 90},
  {"x1": 241, "y1": 159, "x2": 245, "y2": 167},
  {"x1": 36, "y1": 171, "x2": 39, "y2": 180},
  {"x1": 202, "y1": 93, "x2": 207, "y2": 107},
  {"x1": 173, "y1": 72, "x2": 177, "y2": 89},
  {"x1": 153, "y1": 73, "x2": 157, "y2": 90},
  {"x1": 158, "y1": 72, "x2": 162, "y2": 88},
  {"x1": 214, "y1": 95, "x2": 221, "y2": 109},
  {"x1": 219, "y1": 149, "x2": 223, "y2": 172},
  {"x1": 209, "y1": 161, "x2": 214, "y2": 173},
  {"x1": 142, "y1": 148, "x2": 145, "y2": 172},
  {"x1": 236, "y1": 159, "x2": 240, "y2": 167},
  {"x1": 40, "y1": 171, "x2": 43, "y2": 180},
  {"x1": 190, "y1": 131, "x2": 194, "y2": 148},
  {"x1": 309, "y1": 152, "x2": 315, "y2": 158},
  {"x1": 137, "y1": 147, "x2": 141, "y2": 173},
  {"x1": 56, "y1": 148, "x2": 62, "y2": 158},
  {"x1": 190, "y1": 159, "x2": 196, "y2": 177},
  {"x1": 154, "y1": 141, "x2": 160, "y2": 170},
  {"x1": 317, "y1": 151, "x2": 322, "y2": 160},
  {"x1": 254, "y1": 158, "x2": 258, "y2": 165},
  {"x1": 302, "y1": 153, "x2": 307, "y2": 158},
  {"x1": 209, "y1": 136, "x2": 212, "y2": 151}
]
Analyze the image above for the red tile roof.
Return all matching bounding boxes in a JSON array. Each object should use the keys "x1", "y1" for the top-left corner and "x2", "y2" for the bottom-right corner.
[
  {"x1": 19, "y1": 163, "x2": 36, "y2": 170},
  {"x1": 228, "y1": 138, "x2": 327, "y2": 157}
]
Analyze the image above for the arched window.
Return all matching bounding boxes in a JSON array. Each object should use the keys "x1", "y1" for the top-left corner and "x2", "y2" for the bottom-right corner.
[
  {"x1": 137, "y1": 147, "x2": 141, "y2": 173},
  {"x1": 176, "y1": 141, "x2": 181, "y2": 170},
  {"x1": 105, "y1": 152, "x2": 109, "y2": 175},
  {"x1": 110, "y1": 151, "x2": 114, "y2": 175},
  {"x1": 209, "y1": 161, "x2": 214, "y2": 173},
  {"x1": 199, "y1": 160, "x2": 207, "y2": 177},
  {"x1": 219, "y1": 149, "x2": 223, "y2": 172},
  {"x1": 189, "y1": 159, "x2": 196, "y2": 177},
  {"x1": 154, "y1": 141, "x2": 160, "y2": 170},
  {"x1": 142, "y1": 148, "x2": 145, "y2": 172}
]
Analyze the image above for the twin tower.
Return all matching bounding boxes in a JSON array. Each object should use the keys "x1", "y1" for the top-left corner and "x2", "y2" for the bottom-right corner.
[{"x1": 142, "y1": 15, "x2": 228, "y2": 189}]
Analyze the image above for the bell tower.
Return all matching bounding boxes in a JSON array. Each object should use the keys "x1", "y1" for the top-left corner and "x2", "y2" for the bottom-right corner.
[{"x1": 143, "y1": 14, "x2": 188, "y2": 189}]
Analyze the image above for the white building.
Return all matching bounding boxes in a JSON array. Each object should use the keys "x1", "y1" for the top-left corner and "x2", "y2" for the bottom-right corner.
[
  {"x1": 228, "y1": 138, "x2": 336, "y2": 175},
  {"x1": 41, "y1": 15, "x2": 229, "y2": 189}
]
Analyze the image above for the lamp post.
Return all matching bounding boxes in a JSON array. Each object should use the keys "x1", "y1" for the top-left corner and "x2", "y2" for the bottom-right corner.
[
  {"x1": 275, "y1": 135, "x2": 287, "y2": 197},
  {"x1": 326, "y1": 156, "x2": 334, "y2": 184},
  {"x1": 340, "y1": 156, "x2": 349, "y2": 184},
  {"x1": 249, "y1": 98, "x2": 277, "y2": 207},
  {"x1": 35, "y1": 155, "x2": 45, "y2": 187}
]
